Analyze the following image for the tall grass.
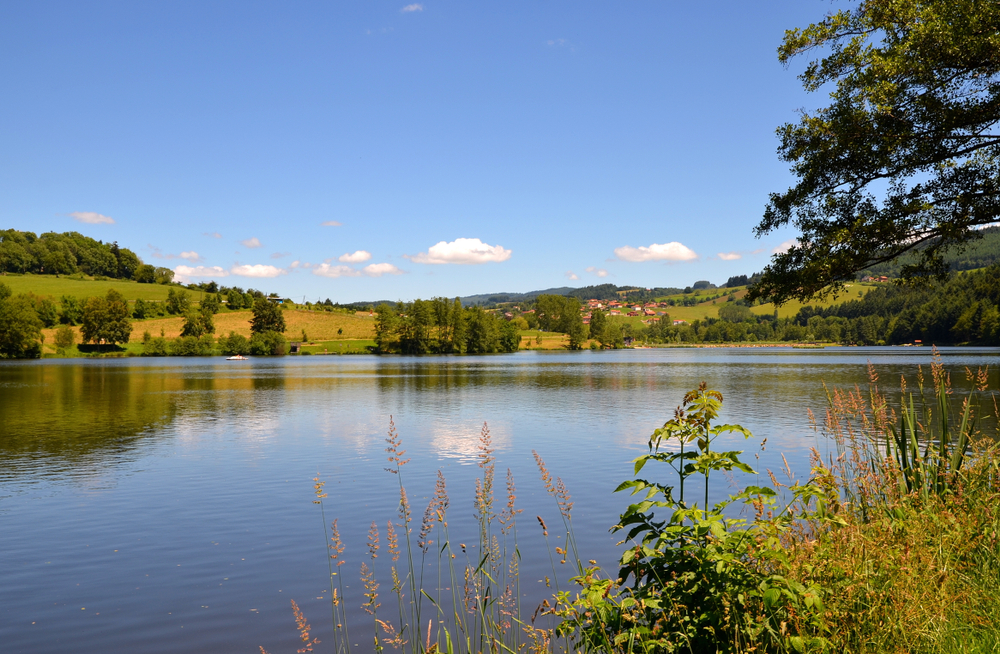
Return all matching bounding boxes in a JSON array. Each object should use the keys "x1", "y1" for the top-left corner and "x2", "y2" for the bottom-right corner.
[
  {"x1": 273, "y1": 418, "x2": 584, "y2": 654},
  {"x1": 265, "y1": 356, "x2": 1000, "y2": 654}
]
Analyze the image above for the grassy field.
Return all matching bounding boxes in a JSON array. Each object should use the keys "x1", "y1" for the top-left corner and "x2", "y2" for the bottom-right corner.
[
  {"x1": 518, "y1": 329, "x2": 572, "y2": 349},
  {"x1": 749, "y1": 282, "x2": 876, "y2": 318},
  {"x1": 299, "y1": 339, "x2": 377, "y2": 354},
  {"x1": 40, "y1": 307, "x2": 378, "y2": 355},
  {"x1": 0, "y1": 272, "x2": 208, "y2": 302}
]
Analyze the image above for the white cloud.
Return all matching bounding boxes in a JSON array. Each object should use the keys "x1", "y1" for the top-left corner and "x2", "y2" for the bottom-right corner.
[
  {"x1": 231, "y1": 264, "x2": 286, "y2": 278},
  {"x1": 339, "y1": 250, "x2": 373, "y2": 263},
  {"x1": 586, "y1": 266, "x2": 609, "y2": 278},
  {"x1": 312, "y1": 264, "x2": 361, "y2": 278},
  {"x1": 289, "y1": 260, "x2": 301, "y2": 269},
  {"x1": 241, "y1": 237, "x2": 262, "y2": 248},
  {"x1": 271, "y1": 252, "x2": 291, "y2": 259},
  {"x1": 566, "y1": 271, "x2": 579, "y2": 280},
  {"x1": 363, "y1": 263, "x2": 403, "y2": 277},
  {"x1": 321, "y1": 221, "x2": 342, "y2": 227},
  {"x1": 717, "y1": 252, "x2": 742, "y2": 261},
  {"x1": 173, "y1": 265, "x2": 229, "y2": 282},
  {"x1": 772, "y1": 239, "x2": 799, "y2": 255},
  {"x1": 401, "y1": 3, "x2": 423, "y2": 12},
  {"x1": 70, "y1": 211, "x2": 115, "y2": 225},
  {"x1": 203, "y1": 232, "x2": 222, "y2": 238},
  {"x1": 150, "y1": 246, "x2": 201, "y2": 261},
  {"x1": 614, "y1": 242, "x2": 698, "y2": 262},
  {"x1": 409, "y1": 238, "x2": 512, "y2": 265}
]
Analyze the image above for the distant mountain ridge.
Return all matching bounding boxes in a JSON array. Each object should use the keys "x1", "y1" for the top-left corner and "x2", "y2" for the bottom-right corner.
[{"x1": 459, "y1": 283, "x2": 687, "y2": 305}]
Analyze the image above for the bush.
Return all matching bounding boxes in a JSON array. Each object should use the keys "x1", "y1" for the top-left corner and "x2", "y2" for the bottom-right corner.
[
  {"x1": 143, "y1": 337, "x2": 169, "y2": 356},
  {"x1": 250, "y1": 330, "x2": 287, "y2": 355},
  {"x1": 220, "y1": 331, "x2": 250, "y2": 356},
  {"x1": 170, "y1": 334, "x2": 215, "y2": 356},
  {"x1": 54, "y1": 325, "x2": 75, "y2": 352}
]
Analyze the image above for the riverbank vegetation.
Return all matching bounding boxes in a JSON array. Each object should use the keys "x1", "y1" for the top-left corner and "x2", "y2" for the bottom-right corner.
[
  {"x1": 373, "y1": 298, "x2": 521, "y2": 354},
  {"x1": 281, "y1": 357, "x2": 1000, "y2": 653}
]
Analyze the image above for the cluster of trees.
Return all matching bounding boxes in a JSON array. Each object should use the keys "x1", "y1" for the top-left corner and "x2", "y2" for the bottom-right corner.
[
  {"x1": 533, "y1": 295, "x2": 588, "y2": 348},
  {"x1": 0, "y1": 230, "x2": 158, "y2": 280},
  {"x1": 0, "y1": 282, "x2": 44, "y2": 358},
  {"x1": 373, "y1": 298, "x2": 519, "y2": 354},
  {"x1": 0, "y1": 278, "x2": 291, "y2": 358},
  {"x1": 788, "y1": 264, "x2": 1000, "y2": 346},
  {"x1": 140, "y1": 296, "x2": 288, "y2": 356}
]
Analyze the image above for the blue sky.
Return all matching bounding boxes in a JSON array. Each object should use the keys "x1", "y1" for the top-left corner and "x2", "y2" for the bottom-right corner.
[{"x1": 1, "y1": 1, "x2": 823, "y2": 302}]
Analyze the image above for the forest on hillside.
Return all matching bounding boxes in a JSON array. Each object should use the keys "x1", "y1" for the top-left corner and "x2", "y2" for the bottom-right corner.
[
  {"x1": 0, "y1": 229, "x2": 174, "y2": 282},
  {"x1": 862, "y1": 226, "x2": 1000, "y2": 277}
]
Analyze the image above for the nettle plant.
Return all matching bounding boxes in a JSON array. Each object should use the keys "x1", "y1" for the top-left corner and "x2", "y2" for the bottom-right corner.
[{"x1": 550, "y1": 384, "x2": 842, "y2": 654}]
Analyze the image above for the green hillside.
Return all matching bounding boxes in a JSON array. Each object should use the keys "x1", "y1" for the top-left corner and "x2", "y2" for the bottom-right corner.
[{"x1": 0, "y1": 273, "x2": 207, "y2": 303}]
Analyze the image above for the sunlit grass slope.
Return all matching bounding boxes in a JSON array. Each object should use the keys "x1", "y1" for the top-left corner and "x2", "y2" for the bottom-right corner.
[
  {"x1": 0, "y1": 273, "x2": 200, "y2": 302},
  {"x1": 39, "y1": 308, "x2": 377, "y2": 354}
]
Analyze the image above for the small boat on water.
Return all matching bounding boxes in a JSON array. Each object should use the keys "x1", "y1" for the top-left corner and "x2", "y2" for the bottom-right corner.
[{"x1": 226, "y1": 355, "x2": 249, "y2": 361}]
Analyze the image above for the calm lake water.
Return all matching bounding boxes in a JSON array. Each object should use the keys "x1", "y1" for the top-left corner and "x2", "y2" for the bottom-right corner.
[{"x1": 2, "y1": 347, "x2": 998, "y2": 654}]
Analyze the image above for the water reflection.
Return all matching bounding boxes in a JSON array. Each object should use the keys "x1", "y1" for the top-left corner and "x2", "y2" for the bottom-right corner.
[
  {"x1": 0, "y1": 362, "x2": 180, "y2": 477},
  {"x1": 2, "y1": 349, "x2": 1000, "y2": 654}
]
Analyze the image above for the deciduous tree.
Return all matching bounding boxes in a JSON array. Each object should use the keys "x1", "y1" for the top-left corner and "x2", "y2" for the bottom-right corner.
[
  {"x1": 81, "y1": 289, "x2": 133, "y2": 346},
  {"x1": 751, "y1": 0, "x2": 1000, "y2": 304},
  {"x1": 0, "y1": 283, "x2": 43, "y2": 358},
  {"x1": 250, "y1": 297, "x2": 286, "y2": 335}
]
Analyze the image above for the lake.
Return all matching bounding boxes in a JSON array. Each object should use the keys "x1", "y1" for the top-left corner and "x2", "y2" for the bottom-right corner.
[{"x1": 2, "y1": 347, "x2": 998, "y2": 654}]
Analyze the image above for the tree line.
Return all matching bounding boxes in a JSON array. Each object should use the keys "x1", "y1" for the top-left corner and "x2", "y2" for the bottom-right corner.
[
  {"x1": 0, "y1": 280, "x2": 290, "y2": 358},
  {"x1": 0, "y1": 229, "x2": 177, "y2": 282},
  {"x1": 373, "y1": 298, "x2": 520, "y2": 354}
]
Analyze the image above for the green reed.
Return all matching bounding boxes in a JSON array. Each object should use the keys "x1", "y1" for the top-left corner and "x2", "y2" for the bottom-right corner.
[{"x1": 293, "y1": 418, "x2": 580, "y2": 654}]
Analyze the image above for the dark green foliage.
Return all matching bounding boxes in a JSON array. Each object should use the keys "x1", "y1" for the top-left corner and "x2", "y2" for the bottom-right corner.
[
  {"x1": 33, "y1": 296, "x2": 59, "y2": 327},
  {"x1": 0, "y1": 230, "x2": 144, "y2": 279},
  {"x1": 180, "y1": 310, "x2": 215, "y2": 338},
  {"x1": 792, "y1": 263, "x2": 1000, "y2": 345},
  {"x1": 219, "y1": 331, "x2": 250, "y2": 356},
  {"x1": 165, "y1": 288, "x2": 190, "y2": 315},
  {"x1": 132, "y1": 298, "x2": 151, "y2": 320},
  {"x1": 59, "y1": 295, "x2": 83, "y2": 325},
  {"x1": 54, "y1": 325, "x2": 75, "y2": 352},
  {"x1": 374, "y1": 297, "x2": 518, "y2": 354},
  {"x1": 80, "y1": 289, "x2": 132, "y2": 346},
  {"x1": 250, "y1": 298, "x2": 286, "y2": 335},
  {"x1": 752, "y1": 0, "x2": 1000, "y2": 304},
  {"x1": 0, "y1": 282, "x2": 43, "y2": 358},
  {"x1": 226, "y1": 289, "x2": 244, "y2": 310},
  {"x1": 134, "y1": 264, "x2": 156, "y2": 284},
  {"x1": 588, "y1": 306, "x2": 607, "y2": 340},
  {"x1": 170, "y1": 334, "x2": 215, "y2": 356},
  {"x1": 717, "y1": 303, "x2": 753, "y2": 323},
  {"x1": 200, "y1": 293, "x2": 221, "y2": 314},
  {"x1": 249, "y1": 331, "x2": 287, "y2": 355},
  {"x1": 599, "y1": 320, "x2": 625, "y2": 349},
  {"x1": 142, "y1": 337, "x2": 169, "y2": 356},
  {"x1": 534, "y1": 294, "x2": 588, "y2": 348}
]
